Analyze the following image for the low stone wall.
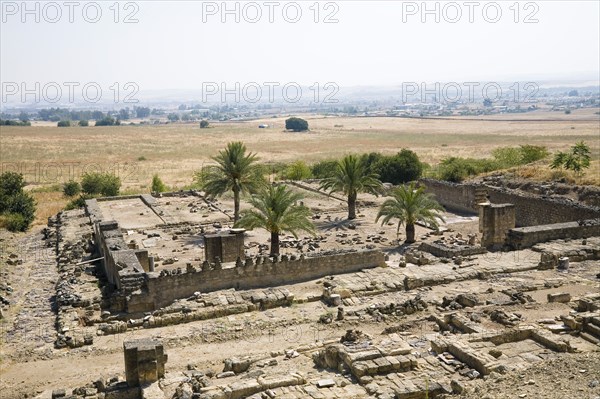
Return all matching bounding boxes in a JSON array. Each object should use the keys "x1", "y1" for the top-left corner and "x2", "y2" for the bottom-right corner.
[
  {"x1": 140, "y1": 250, "x2": 386, "y2": 310},
  {"x1": 507, "y1": 219, "x2": 600, "y2": 249},
  {"x1": 421, "y1": 179, "x2": 600, "y2": 227},
  {"x1": 419, "y1": 242, "x2": 487, "y2": 258}
]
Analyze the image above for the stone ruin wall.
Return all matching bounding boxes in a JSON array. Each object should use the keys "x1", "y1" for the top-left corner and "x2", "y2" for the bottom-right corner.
[
  {"x1": 420, "y1": 178, "x2": 600, "y2": 227},
  {"x1": 85, "y1": 197, "x2": 386, "y2": 314},
  {"x1": 508, "y1": 219, "x2": 600, "y2": 249},
  {"x1": 143, "y1": 250, "x2": 386, "y2": 310}
]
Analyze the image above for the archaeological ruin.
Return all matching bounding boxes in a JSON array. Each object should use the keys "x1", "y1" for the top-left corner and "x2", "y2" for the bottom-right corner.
[{"x1": 1, "y1": 178, "x2": 598, "y2": 399}]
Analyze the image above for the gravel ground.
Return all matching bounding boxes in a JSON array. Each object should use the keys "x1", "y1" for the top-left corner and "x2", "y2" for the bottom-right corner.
[{"x1": 455, "y1": 351, "x2": 600, "y2": 399}]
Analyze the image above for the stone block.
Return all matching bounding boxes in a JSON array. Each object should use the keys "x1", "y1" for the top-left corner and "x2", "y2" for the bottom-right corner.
[{"x1": 547, "y1": 292, "x2": 571, "y2": 303}]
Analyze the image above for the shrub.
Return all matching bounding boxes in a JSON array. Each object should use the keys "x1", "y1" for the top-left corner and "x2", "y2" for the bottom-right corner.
[
  {"x1": 79, "y1": 120, "x2": 89, "y2": 127},
  {"x1": 550, "y1": 141, "x2": 591, "y2": 176},
  {"x1": 519, "y1": 145, "x2": 548, "y2": 164},
  {"x1": 4, "y1": 213, "x2": 28, "y2": 232},
  {"x1": 4, "y1": 192, "x2": 36, "y2": 230},
  {"x1": 438, "y1": 157, "x2": 498, "y2": 182},
  {"x1": 200, "y1": 120, "x2": 209, "y2": 128},
  {"x1": 151, "y1": 174, "x2": 167, "y2": 193},
  {"x1": 285, "y1": 117, "x2": 309, "y2": 132},
  {"x1": 57, "y1": 120, "x2": 71, "y2": 127},
  {"x1": 95, "y1": 116, "x2": 118, "y2": 126},
  {"x1": 63, "y1": 180, "x2": 81, "y2": 197},
  {"x1": 493, "y1": 145, "x2": 549, "y2": 167},
  {"x1": 283, "y1": 161, "x2": 312, "y2": 181},
  {"x1": 372, "y1": 149, "x2": 423, "y2": 184},
  {"x1": 64, "y1": 195, "x2": 93, "y2": 210},
  {"x1": 359, "y1": 152, "x2": 384, "y2": 173},
  {"x1": 311, "y1": 160, "x2": 338, "y2": 179},
  {"x1": 0, "y1": 171, "x2": 26, "y2": 209},
  {"x1": 81, "y1": 172, "x2": 121, "y2": 197},
  {"x1": 492, "y1": 147, "x2": 522, "y2": 168}
]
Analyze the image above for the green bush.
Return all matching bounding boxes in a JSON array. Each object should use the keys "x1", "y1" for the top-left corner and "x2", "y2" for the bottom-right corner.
[
  {"x1": 64, "y1": 195, "x2": 93, "y2": 210},
  {"x1": 438, "y1": 157, "x2": 498, "y2": 182},
  {"x1": 4, "y1": 213, "x2": 28, "y2": 232},
  {"x1": 200, "y1": 120, "x2": 209, "y2": 128},
  {"x1": 95, "y1": 116, "x2": 118, "y2": 126},
  {"x1": 359, "y1": 152, "x2": 384, "y2": 173},
  {"x1": 4, "y1": 192, "x2": 36, "y2": 230},
  {"x1": 79, "y1": 120, "x2": 89, "y2": 127},
  {"x1": 1, "y1": 172, "x2": 25, "y2": 211},
  {"x1": 0, "y1": 172, "x2": 35, "y2": 231},
  {"x1": 550, "y1": 141, "x2": 591, "y2": 176},
  {"x1": 81, "y1": 172, "x2": 121, "y2": 197},
  {"x1": 372, "y1": 149, "x2": 423, "y2": 184},
  {"x1": 283, "y1": 161, "x2": 312, "y2": 181},
  {"x1": 519, "y1": 145, "x2": 548, "y2": 164},
  {"x1": 311, "y1": 160, "x2": 338, "y2": 178},
  {"x1": 492, "y1": 147, "x2": 522, "y2": 168},
  {"x1": 57, "y1": 120, "x2": 71, "y2": 127},
  {"x1": 493, "y1": 145, "x2": 549, "y2": 167},
  {"x1": 63, "y1": 180, "x2": 81, "y2": 197},
  {"x1": 151, "y1": 174, "x2": 167, "y2": 193}
]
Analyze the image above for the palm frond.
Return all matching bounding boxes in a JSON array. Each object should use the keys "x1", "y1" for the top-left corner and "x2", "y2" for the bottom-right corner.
[{"x1": 376, "y1": 182, "x2": 445, "y2": 231}]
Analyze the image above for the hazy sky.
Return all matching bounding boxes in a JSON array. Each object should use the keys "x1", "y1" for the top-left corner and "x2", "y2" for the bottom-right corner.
[{"x1": 1, "y1": 0, "x2": 599, "y2": 93}]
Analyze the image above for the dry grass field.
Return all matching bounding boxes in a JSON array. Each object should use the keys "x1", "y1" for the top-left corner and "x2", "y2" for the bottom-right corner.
[{"x1": 1, "y1": 108, "x2": 598, "y2": 225}]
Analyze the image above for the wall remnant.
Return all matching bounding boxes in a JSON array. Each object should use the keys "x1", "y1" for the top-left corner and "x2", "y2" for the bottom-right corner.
[
  {"x1": 421, "y1": 179, "x2": 600, "y2": 227},
  {"x1": 479, "y1": 203, "x2": 515, "y2": 249},
  {"x1": 204, "y1": 229, "x2": 245, "y2": 263},
  {"x1": 508, "y1": 219, "x2": 600, "y2": 249},
  {"x1": 124, "y1": 338, "x2": 167, "y2": 387}
]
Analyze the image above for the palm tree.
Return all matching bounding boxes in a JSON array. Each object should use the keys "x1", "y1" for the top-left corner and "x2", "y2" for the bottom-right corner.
[
  {"x1": 376, "y1": 182, "x2": 445, "y2": 243},
  {"x1": 201, "y1": 142, "x2": 262, "y2": 222},
  {"x1": 235, "y1": 185, "x2": 315, "y2": 255},
  {"x1": 319, "y1": 154, "x2": 383, "y2": 220}
]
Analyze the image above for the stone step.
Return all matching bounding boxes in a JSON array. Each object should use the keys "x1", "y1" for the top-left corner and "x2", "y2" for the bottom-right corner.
[
  {"x1": 584, "y1": 322, "x2": 600, "y2": 338},
  {"x1": 580, "y1": 332, "x2": 600, "y2": 345}
]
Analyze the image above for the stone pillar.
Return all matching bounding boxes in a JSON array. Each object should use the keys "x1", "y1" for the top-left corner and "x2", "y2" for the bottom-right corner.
[
  {"x1": 148, "y1": 256, "x2": 155, "y2": 272},
  {"x1": 479, "y1": 203, "x2": 515, "y2": 250},
  {"x1": 124, "y1": 339, "x2": 167, "y2": 387}
]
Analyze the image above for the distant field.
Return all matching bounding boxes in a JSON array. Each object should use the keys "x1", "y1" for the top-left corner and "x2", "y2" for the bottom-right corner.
[{"x1": 1, "y1": 108, "x2": 599, "y2": 225}]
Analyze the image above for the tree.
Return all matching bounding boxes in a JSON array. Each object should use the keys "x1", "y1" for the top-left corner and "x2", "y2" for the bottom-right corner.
[
  {"x1": 151, "y1": 174, "x2": 167, "y2": 193},
  {"x1": 372, "y1": 149, "x2": 423, "y2": 184},
  {"x1": 235, "y1": 185, "x2": 315, "y2": 255},
  {"x1": 119, "y1": 108, "x2": 130, "y2": 120},
  {"x1": 285, "y1": 117, "x2": 309, "y2": 132},
  {"x1": 79, "y1": 120, "x2": 89, "y2": 127},
  {"x1": 376, "y1": 182, "x2": 445, "y2": 243},
  {"x1": 319, "y1": 154, "x2": 383, "y2": 220},
  {"x1": 550, "y1": 141, "x2": 592, "y2": 176},
  {"x1": 95, "y1": 116, "x2": 117, "y2": 126},
  {"x1": 135, "y1": 107, "x2": 151, "y2": 118},
  {"x1": 167, "y1": 113, "x2": 180, "y2": 122},
  {"x1": 92, "y1": 111, "x2": 105, "y2": 120},
  {"x1": 57, "y1": 120, "x2": 71, "y2": 127},
  {"x1": 201, "y1": 142, "x2": 263, "y2": 222},
  {"x1": 18, "y1": 111, "x2": 29, "y2": 122},
  {"x1": 200, "y1": 120, "x2": 210, "y2": 128}
]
